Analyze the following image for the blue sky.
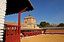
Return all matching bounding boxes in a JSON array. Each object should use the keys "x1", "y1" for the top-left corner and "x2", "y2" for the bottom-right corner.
[{"x1": 5, "y1": 0, "x2": 64, "y2": 24}]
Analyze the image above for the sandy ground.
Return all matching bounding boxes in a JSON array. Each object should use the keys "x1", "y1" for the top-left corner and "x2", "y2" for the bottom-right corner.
[{"x1": 21, "y1": 34, "x2": 64, "y2": 42}]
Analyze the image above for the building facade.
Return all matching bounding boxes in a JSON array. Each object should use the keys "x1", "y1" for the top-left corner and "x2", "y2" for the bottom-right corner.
[{"x1": 21, "y1": 15, "x2": 39, "y2": 29}]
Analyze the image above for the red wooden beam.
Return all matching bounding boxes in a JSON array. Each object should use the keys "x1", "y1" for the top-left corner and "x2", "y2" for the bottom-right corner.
[{"x1": 18, "y1": 7, "x2": 27, "y2": 27}]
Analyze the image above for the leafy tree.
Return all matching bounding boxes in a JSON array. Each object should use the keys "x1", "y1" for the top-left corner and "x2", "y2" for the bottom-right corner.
[
  {"x1": 40, "y1": 22, "x2": 50, "y2": 27},
  {"x1": 57, "y1": 23, "x2": 64, "y2": 27}
]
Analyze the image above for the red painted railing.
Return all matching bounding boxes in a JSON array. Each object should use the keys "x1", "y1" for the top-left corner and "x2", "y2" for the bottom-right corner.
[{"x1": 5, "y1": 24, "x2": 21, "y2": 42}]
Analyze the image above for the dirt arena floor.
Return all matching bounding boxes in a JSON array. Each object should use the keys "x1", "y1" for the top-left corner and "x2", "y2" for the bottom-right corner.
[{"x1": 21, "y1": 34, "x2": 64, "y2": 42}]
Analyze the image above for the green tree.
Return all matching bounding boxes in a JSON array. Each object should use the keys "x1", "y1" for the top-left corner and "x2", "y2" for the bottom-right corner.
[
  {"x1": 40, "y1": 22, "x2": 50, "y2": 27},
  {"x1": 57, "y1": 23, "x2": 64, "y2": 27}
]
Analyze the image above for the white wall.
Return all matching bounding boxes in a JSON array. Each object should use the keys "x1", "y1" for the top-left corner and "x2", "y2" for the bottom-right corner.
[{"x1": 0, "y1": 0, "x2": 6, "y2": 42}]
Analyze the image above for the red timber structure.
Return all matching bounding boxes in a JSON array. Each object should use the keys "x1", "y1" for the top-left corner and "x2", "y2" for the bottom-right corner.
[{"x1": 4, "y1": 0, "x2": 33, "y2": 42}]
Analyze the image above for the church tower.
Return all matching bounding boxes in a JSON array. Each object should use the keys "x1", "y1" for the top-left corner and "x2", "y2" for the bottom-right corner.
[{"x1": 23, "y1": 15, "x2": 38, "y2": 28}]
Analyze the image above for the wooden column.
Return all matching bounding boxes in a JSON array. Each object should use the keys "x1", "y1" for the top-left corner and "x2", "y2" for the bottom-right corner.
[
  {"x1": 18, "y1": 12, "x2": 21, "y2": 27},
  {"x1": 18, "y1": 7, "x2": 27, "y2": 27},
  {"x1": 17, "y1": 7, "x2": 27, "y2": 42}
]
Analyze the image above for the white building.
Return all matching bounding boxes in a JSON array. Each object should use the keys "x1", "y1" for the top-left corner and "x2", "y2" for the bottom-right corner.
[{"x1": 21, "y1": 15, "x2": 39, "y2": 29}]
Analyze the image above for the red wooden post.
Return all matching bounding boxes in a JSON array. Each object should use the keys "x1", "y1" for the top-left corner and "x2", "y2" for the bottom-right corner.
[
  {"x1": 18, "y1": 7, "x2": 27, "y2": 26},
  {"x1": 17, "y1": 11, "x2": 21, "y2": 42},
  {"x1": 18, "y1": 12, "x2": 21, "y2": 26},
  {"x1": 17, "y1": 7, "x2": 27, "y2": 41}
]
